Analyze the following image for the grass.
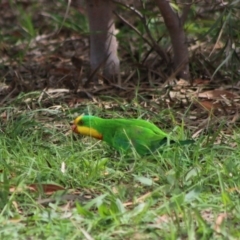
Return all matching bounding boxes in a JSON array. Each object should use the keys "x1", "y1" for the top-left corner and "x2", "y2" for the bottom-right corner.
[
  {"x1": 0, "y1": 96, "x2": 239, "y2": 239},
  {"x1": 1, "y1": 1, "x2": 240, "y2": 239}
]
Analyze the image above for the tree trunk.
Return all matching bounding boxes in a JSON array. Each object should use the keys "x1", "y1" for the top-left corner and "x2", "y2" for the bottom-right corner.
[
  {"x1": 86, "y1": 0, "x2": 120, "y2": 79},
  {"x1": 155, "y1": 0, "x2": 190, "y2": 80}
]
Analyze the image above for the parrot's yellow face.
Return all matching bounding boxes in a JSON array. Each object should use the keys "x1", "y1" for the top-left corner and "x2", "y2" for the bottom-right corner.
[{"x1": 72, "y1": 115, "x2": 103, "y2": 140}]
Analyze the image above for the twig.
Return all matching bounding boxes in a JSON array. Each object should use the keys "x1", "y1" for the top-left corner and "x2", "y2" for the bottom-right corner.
[
  {"x1": 83, "y1": 53, "x2": 111, "y2": 87},
  {"x1": 113, "y1": 2, "x2": 168, "y2": 62},
  {"x1": 57, "y1": 0, "x2": 71, "y2": 34}
]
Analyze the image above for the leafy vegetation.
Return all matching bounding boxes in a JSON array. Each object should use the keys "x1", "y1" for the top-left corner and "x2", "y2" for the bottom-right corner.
[
  {"x1": 0, "y1": 96, "x2": 239, "y2": 239},
  {"x1": 0, "y1": 0, "x2": 240, "y2": 239}
]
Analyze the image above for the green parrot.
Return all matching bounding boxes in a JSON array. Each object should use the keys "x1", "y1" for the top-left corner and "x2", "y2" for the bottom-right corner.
[{"x1": 72, "y1": 115, "x2": 194, "y2": 155}]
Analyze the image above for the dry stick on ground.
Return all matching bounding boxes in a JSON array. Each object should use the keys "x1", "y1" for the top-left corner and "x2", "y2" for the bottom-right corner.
[
  {"x1": 0, "y1": 87, "x2": 18, "y2": 106},
  {"x1": 162, "y1": 58, "x2": 190, "y2": 87},
  {"x1": 0, "y1": 71, "x2": 28, "y2": 105},
  {"x1": 155, "y1": 0, "x2": 191, "y2": 80},
  {"x1": 141, "y1": 37, "x2": 163, "y2": 64},
  {"x1": 71, "y1": 56, "x2": 83, "y2": 92},
  {"x1": 83, "y1": 53, "x2": 111, "y2": 88}
]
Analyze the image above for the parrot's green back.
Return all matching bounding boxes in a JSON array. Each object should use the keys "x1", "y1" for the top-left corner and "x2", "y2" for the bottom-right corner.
[{"x1": 73, "y1": 115, "x2": 193, "y2": 155}]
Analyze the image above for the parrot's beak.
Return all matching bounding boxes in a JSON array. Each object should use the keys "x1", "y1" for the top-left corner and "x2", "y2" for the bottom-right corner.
[{"x1": 71, "y1": 124, "x2": 78, "y2": 133}]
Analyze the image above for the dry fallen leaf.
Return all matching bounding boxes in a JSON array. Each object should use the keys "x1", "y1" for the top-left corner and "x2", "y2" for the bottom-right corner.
[
  {"x1": 124, "y1": 192, "x2": 152, "y2": 206},
  {"x1": 197, "y1": 90, "x2": 238, "y2": 100},
  {"x1": 193, "y1": 78, "x2": 210, "y2": 85},
  {"x1": 214, "y1": 213, "x2": 228, "y2": 233},
  {"x1": 28, "y1": 183, "x2": 65, "y2": 195},
  {"x1": 12, "y1": 201, "x2": 22, "y2": 214},
  {"x1": 197, "y1": 100, "x2": 222, "y2": 112}
]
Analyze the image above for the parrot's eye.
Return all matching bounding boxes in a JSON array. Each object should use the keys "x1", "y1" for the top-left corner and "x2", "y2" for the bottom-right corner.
[
  {"x1": 77, "y1": 119, "x2": 83, "y2": 125},
  {"x1": 74, "y1": 115, "x2": 84, "y2": 126}
]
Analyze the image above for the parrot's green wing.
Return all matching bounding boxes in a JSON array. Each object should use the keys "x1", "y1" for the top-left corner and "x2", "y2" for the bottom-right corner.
[
  {"x1": 111, "y1": 125, "x2": 169, "y2": 155},
  {"x1": 110, "y1": 125, "x2": 194, "y2": 155}
]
